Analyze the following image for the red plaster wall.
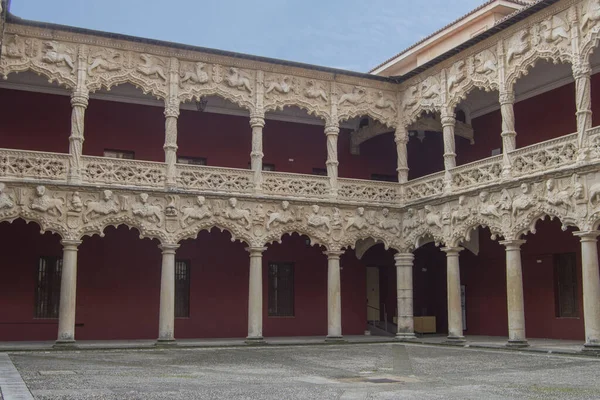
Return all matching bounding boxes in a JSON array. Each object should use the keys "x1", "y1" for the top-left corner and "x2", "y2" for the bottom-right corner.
[
  {"x1": 0, "y1": 222, "x2": 378, "y2": 341},
  {"x1": 0, "y1": 88, "x2": 398, "y2": 180}
]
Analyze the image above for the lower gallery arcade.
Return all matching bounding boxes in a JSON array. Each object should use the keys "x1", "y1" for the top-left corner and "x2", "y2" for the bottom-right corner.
[{"x1": 0, "y1": 216, "x2": 597, "y2": 349}]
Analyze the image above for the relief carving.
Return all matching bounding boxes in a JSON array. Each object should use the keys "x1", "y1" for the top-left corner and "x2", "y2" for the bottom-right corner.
[
  {"x1": 222, "y1": 197, "x2": 252, "y2": 229},
  {"x1": 338, "y1": 86, "x2": 366, "y2": 105},
  {"x1": 137, "y1": 54, "x2": 167, "y2": 81},
  {"x1": 304, "y1": 80, "x2": 328, "y2": 102},
  {"x1": 266, "y1": 200, "x2": 297, "y2": 230},
  {"x1": 225, "y1": 67, "x2": 252, "y2": 93},
  {"x1": 374, "y1": 91, "x2": 397, "y2": 112},
  {"x1": 132, "y1": 193, "x2": 163, "y2": 225},
  {"x1": 265, "y1": 76, "x2": 293, "y2": 96},
  {"x1": 180, "y1": 196, "x2": 213, "y2": 228},
  {"x1": 83, "y1": 189, "x2": 123, "y2": 222},
  {"x1": 88, "y1": 48, "x2": 122, "y2": 76},
  {"x1": 307, "y1": 205, "x2": 331, "y2": 234},
  {"x1": 582, "y1": 0, "x2": 600, "y2": 33},
  {"x1": 506, "y1": 30, "x2": 531, "y2": 65},
  {"x1": 42, "y1": 41, "x2": 75, "y2": 74},
  {"x1": 0, "y1": 183, "x2": 14, "y2": 210},
  {"x1": 345, "y1": 207, "x2": 371, "y2": 231},
  {"x1": 179, "y1": 62, "x2": 209, "y2": 86},
  {"x1": 30, "y1": 185, "x2": 64, "y2": 217}
]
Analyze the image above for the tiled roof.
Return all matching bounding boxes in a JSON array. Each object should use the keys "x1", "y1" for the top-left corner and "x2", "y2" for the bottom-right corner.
[{"x1": 368, "y1": 0, "x2": 539, "y2": 74}]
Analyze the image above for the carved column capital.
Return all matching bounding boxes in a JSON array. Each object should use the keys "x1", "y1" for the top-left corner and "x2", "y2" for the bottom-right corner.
[
  {"x1": 70, "y1": 91, "x2": 89, "y2": 109},
  {"x1": 324, "y1": 123, "x2": 340, "y2": 136},
  {"x1": 159, "y1": 243, "x2": 180, "y2": 254},
  {"x1": 441, "y1": 246, "x2": 463, "y2": 256},
  {"x1": 441, "y1": 115, "x2": 456, "y2": 128},
  {"x1": 249, "y1": 116, "x2": 265, "y2": 128},
  {"x1": 573, "y1": 230, "x2": 600, "y2": 241},
  {"x1": 246, "y1": 246, "x2": 267, "y2": 256},
  {"x1": 499, "y1": 239, "x2": 526, "y2": 251},
  {"x1": 60, "y1": 239, "x2": 82, "y2": 250},
  {"x1": 499, "y1": 90, "x2": 515, "y2": 105},
  {"x1": 323, "y1": 250, "x2": 344, "y2": 259},
  {"x1": 394, "y1": 252, "x2": 414, "y2": 267},
  {"x1": 164, "y1": 100, "x2": 180, "y2": 119},
  {"x1": 573, "y1": 61, "x2": 592, "y2": 81}
]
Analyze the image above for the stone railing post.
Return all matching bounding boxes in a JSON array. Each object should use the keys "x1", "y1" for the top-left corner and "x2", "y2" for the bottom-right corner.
[
  {"x1": 250, "y1": 113, "x2": 265, "y2": 193},
  {"x1": 325, "y1": 123, "x2": 340, "y2": 197}
]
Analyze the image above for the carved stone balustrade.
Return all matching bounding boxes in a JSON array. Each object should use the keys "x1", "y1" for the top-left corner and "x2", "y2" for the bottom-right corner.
[
  {"x1": 0, "y1": 149, "x2": 69, "y2": 182},
  {"x1": 509, "y1": 133, "x2": 578, "y2": 178},
  {"x1": 177, "y1": 164, "x2": 254, "y2": 195},
  {"x1": 262, "y1": 171, "x2": 330, "y2": 200},
  {"x1": 404, "y1": 172, "x2": 445, "y2": 202},
  {"x1": 82, "y1": 156, "x2": 166, "y2": 188},
  {"x1": 338, "y1": 177, "x2": 402, "y2": 204},
  {"x1": 451, "y1": 155, "x2": 503, "y2": 191}
]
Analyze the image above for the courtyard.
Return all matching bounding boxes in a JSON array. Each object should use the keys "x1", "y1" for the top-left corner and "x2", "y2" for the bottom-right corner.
[{"x1": 2, "y1": 343, "x2": 600, "y2": 399}]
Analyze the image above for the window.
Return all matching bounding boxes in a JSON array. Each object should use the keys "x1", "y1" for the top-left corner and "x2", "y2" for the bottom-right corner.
[
  {"x1": 104, "y1": 149, "x2": 135, "y2": 159},
  {"x1": 312, "y1": 168, "x2": 327, "y2": 176},
  {"x1": 554, "y1": 253, "x2": 578, "y2": 318},
  {"x1": 268, "y1": 263, "x2": 294, "y2": 317},
  {"x1": 35, "y1": 257, "x2": 62, "y2": 319},
  {"x1": 175, "y1": 260, "x2": 190, "y2": 318},
  {"x1": 177, "y1": 156, "x2": 207, "y2": 166},
  {"x1": 371, "y1": 173, "x2": 397, "y2": 182}
]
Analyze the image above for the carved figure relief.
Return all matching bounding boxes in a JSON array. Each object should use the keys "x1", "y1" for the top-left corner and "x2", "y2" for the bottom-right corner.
[
  {"x1": 538, "y1": 15, "x2": 570, "y2": 44},
  {"x1": 582, "y1": 0, "x2": 600, "y2": 33},
  {"x1": 424, "y1": 205, "x2": 444, "y2": 229},
  {"x1": 338, "y1": 86, "x2": 366, "y2": 105},
  {"x1": 30, "y1": 186, "x2": 64, "y2": 216},
  {"x1": 506, "y1": 29, "x2": 531, "y2": 65},
  {"x1": 181, "y1": 196, "x2": 213, "y2": 228},
  {"x1": 42, "y1": 41, "x2": 75, "y2": 73},
  {"x1": 421, "y1": 76, "x2": 441, "y2": 101},
  {"x1": 378, "y1": 208, "x2": 401, "y2": 236},
  {"x1": 473, "y1": 49, "x2": 498, "y2": 77},
  {"x1": 545, "y1": 178, "x2": 574, "y2": 211},
  {"x1": 402, "y1": 86, "x2": 418, "y2": 111},
  {"x1": 345, "y1": 207, "x2": 370, "y2": 231},
  {"x1": 222, "y1": 197, "x2": 252, "y2": 229},
  {"x1": 512, "y1": 183, "x2": 537, "y2": 216},
  {"x1": 266, "y1": 201, "x2": 296, "y2": 230},
  {"x1": 304, "y1": 80, "x2": 328, "y2": 102},
  {"x1": 137, "y1": 54, "x2": 167, "y2": 81},
  {"x1": 83, "y1": 190, "x2": 122, "y2": 222},
  {"x1": 307, "y1": 205, "x2": 331, "y2": 234},
  {"x1": 451, "y1": 195, "x2": 471, "y2": 225},
  {"x1": 265, "y1": 76, "x2": 293, "y2": 95},
  {"x1": 180, "y1": 62, "x2": 209, "y2": 86},
  {"x1": 447, "y1": 60, "x2": 466, "y2": 92},
  {"x1": 132, "y1": 193, "x2": 163, "y2": 225},
  {"x1": 0, "y1": 183, "x2": 14, "y2": 210},
  {"x1": 70, "y1": 191, "x2": 83, "y2": 213},
  {"x1": 88, "y1": 48, "x2": 122, "y2": 76},
  {"x1": 374, "y1": 91, "x2": 397, "y2": 111},
  {"x1": 225, "y1": 67, "x2": 252, "y2": 92}
]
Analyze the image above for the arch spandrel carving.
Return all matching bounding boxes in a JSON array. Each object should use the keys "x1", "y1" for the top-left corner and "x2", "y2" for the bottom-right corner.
[
  {"x1": 178, "y1": 63, "x2": 256, "y2": 112},
  {"x1": 579, "y1": 0, "x2": 600, "y2": 60},
  {"x1": 401, "y1": 73, "x2": 443, "y2": 126},
  {"x1": 447, "y1": 48, "x2": 500, "y2": 110},
  {"x1": 0, "y1": 34, "x2": 77, "y2": 89},
  {"x1": 262, "y1": 73, "x2": 331, "y2": 121},
  {"x1": 85, "y1": 47, "x2": 169, "y2": 99},
  {"x1": 335, "y1": 82, "x2": 398, "y2": 129},
  {"x1": 503, "y1": 10, "x2": 574, "y2": 90}
]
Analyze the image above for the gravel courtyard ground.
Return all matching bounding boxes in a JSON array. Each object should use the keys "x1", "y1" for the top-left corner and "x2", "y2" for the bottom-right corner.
[{"x1": 7, "y1": 343, "x2": 600, "y2": 399}]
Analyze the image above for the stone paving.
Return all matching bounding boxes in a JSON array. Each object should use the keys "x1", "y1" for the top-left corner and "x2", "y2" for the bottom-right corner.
[{"x1": 5, "y1": 343, "x2": 600, "y2": 399}]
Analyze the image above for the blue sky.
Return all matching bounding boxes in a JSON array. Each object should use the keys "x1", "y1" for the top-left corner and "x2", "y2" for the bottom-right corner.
[{"x1": 9, "y1": 0, "x2": 484, "y2": 73}]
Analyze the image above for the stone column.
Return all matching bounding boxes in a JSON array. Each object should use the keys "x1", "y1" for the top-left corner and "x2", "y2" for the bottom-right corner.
[
  {"x1": 157, "y1": 244, "x2": 179, "y2": 345},
  {"x1": 394, "y1": 126, "x2": 409, "y2": 183},
  {"x1": 573, "y1": 62, "x2": 593, "y2": 161},
  {"x1": 500, "y1": 90, "x2": 516, "y2": 176},
  {"x1": 324, "y1": 250, "x2": 344, "y2": 341},
  {"x1": 246, "y1": 247, "x2": 266, "y2": 343},
  {"x1": 67, "y1": 91, "x2": 88, "y2": 184},
  {"x1": 250, "y1": 115, "x2": 265, "y2": 193},
  {"x1": 500, "y1": 239, "x2": 528, "y2": 347},
  {"x1": 325, "y1": 123, "x2": 340, "y2": 197},
  {"x1": 163, "y1": 100, "x2": 180, "y2": 189},
  {"x1": 442, "y1": 246, "x2": 465, "y2": 343},
  {"x1": 441, "y1": 111, "x2": 456, "y2": 192},
  {"x1": 55, "y1": 240, "x2": 82, "y2": 346},
  {"x1": 395, "y1": 253, "x2": 416, "y2": 340},
  {"x1": 573, "y1": 231, "x2": 600, "y2": 350}
]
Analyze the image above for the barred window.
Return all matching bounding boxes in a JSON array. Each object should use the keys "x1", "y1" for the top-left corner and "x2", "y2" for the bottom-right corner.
[
  {"x1": 554, "y1": 253, "x2": 578, "y2": 318},
  {"x1": 268, "y1": 263, "x2": 294, "y2": 317},
  {"x1": 175, "y1": 260, "x2": 191, "y2": 318},
  {"x1": 35, "y1": 257, "x2": 62, "y2": 319}
]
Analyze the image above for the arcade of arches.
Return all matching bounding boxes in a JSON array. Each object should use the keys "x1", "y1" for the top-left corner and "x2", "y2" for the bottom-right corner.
[{"x1": 2, "y1": 0, "x2": 600, "y2": 353}]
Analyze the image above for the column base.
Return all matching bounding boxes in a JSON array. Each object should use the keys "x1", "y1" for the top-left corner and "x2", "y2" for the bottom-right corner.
[
  {"x1": 155, "y1": 339, "x2": 177, "y2": 347},
  {"x1": 582, "y1": 342, "x2": 600, "y2": 354},
  {"x1": 325, "y1": 335, "x2": 346, "y2": 343},
  {"x1": 395, "y1": 333, "x2": 417, "y2": 341},
  {"x1": 53, "y1": 339, "x2": 77, "y2": 349},
  {"x1": 245, "y1": 337, "x2": 266, "y2": 345},
  {"x1": 506, "y1": 339, "x2": 529, "y2": 348},
  {"x1": 444, "y1": 336, "x2": 466, "y2": 345}
]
